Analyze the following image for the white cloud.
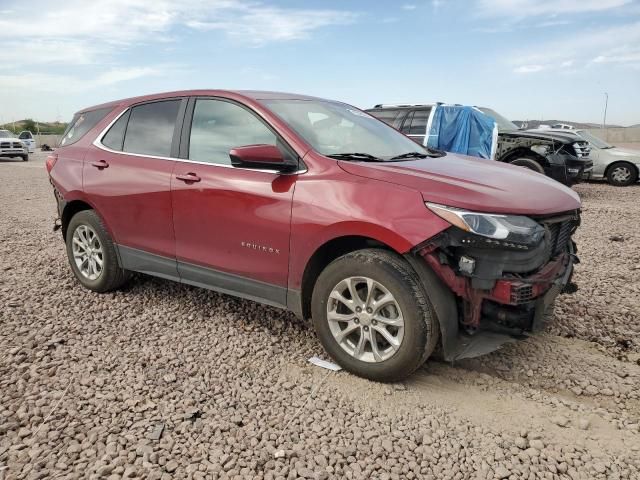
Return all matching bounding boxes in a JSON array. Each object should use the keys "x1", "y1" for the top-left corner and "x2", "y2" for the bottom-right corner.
[
  {"x1": 477, "y1": 0, "x2": 630, "y2": 18},
  {"x1": 0, "y1": 67, "x2": 166, "y2": 93},
  {"x1": 402, "y1": 4, "x2": 417, "y2": 10},
  {"x1": 514, "y1": 64, "x2": 547, "y2": 74},
  {"x1": 0, "y1": 0, "x2": 357, "y2": 63},
  {"x1": 510, "y1": 21, "x2": 640, "y2": 73},
  {"x1": 187, "y1": 7, "x2": 356, "y2": 45}
]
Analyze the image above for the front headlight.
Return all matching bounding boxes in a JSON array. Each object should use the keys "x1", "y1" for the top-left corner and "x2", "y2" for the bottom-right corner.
[{"x1": 426, "y1": 202, "x2": 545, "y2": 247}]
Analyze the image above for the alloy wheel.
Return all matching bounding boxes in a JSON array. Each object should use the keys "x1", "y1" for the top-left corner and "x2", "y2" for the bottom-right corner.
[
  {"x1": 72, "y1": 224, "x2": 104, "y2": 280},
  {"x1": 326, "y1": 276, "x2": 404, "y2": 363}
]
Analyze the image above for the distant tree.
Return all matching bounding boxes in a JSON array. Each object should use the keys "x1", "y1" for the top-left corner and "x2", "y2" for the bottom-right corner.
[{"x1": 22, "y1": 119, "x2": 37, "y2": 133}]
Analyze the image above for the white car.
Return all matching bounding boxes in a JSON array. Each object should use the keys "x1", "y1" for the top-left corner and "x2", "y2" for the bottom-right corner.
[
  {"x1": 18, "y1": 131, "x2": 36, "y2": 153},
  {"x1": 533, "y1": 128, "x2": 639, "y2": 186},
  {"x1": 0, "y1": 129, "x2": 29, "y2": 161}
]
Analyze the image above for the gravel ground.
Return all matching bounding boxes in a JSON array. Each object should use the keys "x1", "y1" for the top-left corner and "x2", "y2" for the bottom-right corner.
[{"x1": 1, "y1": 152, "x2": 639, "y2": 480}]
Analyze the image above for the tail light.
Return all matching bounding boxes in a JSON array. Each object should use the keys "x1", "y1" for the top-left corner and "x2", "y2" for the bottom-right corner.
[{"x1": 45, "y1": 153, "x2": 58, "y2": 173}]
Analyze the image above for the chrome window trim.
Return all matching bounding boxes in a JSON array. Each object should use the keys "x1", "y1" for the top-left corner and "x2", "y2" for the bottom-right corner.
[{"x1": 92, "y1": 105, "x2": 307, "y2": 175}]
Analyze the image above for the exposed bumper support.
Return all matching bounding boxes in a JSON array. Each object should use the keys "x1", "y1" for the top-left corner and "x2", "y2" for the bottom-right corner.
[{"x1": 407, "y1": 242, "x2": 577, "y2": 362}]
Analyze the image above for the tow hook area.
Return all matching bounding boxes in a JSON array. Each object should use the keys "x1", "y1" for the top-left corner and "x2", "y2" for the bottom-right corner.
[
  {"x1": 416, "y1": 243, "x2": 572, "y2": 329},
  {"x1": 53, "y1": 218, "x2": 62, "y2": 232}
]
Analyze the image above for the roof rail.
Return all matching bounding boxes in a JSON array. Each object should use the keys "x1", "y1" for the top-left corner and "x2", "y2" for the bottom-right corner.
[{"x1": 371, "y1": 103, "x2": 439, "y2": 108}]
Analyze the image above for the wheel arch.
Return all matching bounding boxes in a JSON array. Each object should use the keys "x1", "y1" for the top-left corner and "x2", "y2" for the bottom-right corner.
[
  {"x1": 500, "y1": 147, "x2": 549, "y2": 167},
  {"x1": 604, "y1": 160, "x2": 639, "y2": 181},
  {"x1": 60, "y1": 198, "x2": 115, "y2": 242},
  {"x1": 296, "y1": 235, "x2": 397, "y2": 320}
]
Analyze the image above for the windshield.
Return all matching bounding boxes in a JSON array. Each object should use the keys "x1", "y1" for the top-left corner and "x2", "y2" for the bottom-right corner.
[
  {"x1": 576, "y1": 130, "x2": 613, "y2": 149},
  {"x1": 262, "y1": 99, "x2": 436, "y2": 161},
  {"x1": 478, "y1": 107, "x2": 519, "y2": 132},
  {"x1": 0, "y1": 130, "x2": 15, "y2": 138}
]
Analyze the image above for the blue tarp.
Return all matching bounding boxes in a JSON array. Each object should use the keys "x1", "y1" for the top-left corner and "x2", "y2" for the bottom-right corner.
[{"x1": 426, "y1": 105, "x2": 497, "y2": 159}]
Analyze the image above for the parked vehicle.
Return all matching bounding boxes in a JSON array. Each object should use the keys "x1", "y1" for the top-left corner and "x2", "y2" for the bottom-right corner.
[
  {"x1": 540, "y1": 129, "x2": 639, "y2": 187},
  {"x1": 48, "y1": 90, "x2": 581, "y2": 381},
  {"x1": 366, "y1": 104, "x2": 593, "y2": 185},
  {"x1": 0, "y1": 129, "x2": 29, "y2": 161},
  {"x1": 18, "y1": 130, "x2": 36, "y2": 153}
]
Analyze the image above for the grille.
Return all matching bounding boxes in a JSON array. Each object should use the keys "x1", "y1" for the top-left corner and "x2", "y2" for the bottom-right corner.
[
  {"x1": 511, "y1": 283, "x2": 534, "y2": 304},
  {"x1": 13, "y1": 142, "x2": 22, "y2": 148},
  {"x1": 572, "y1": 141, "x2": 591, "y2": 158},
  {"x1": 544, "y1": 218, "x2": 576, "y2": 257},
  {"x1": 0, "y1": 142, "x2": 9, "y2": 148}
]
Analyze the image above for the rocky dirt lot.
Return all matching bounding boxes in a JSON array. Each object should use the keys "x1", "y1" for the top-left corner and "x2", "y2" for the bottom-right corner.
[{"x1": 1, "y1": 152, "x2": 639, "y2": 480}]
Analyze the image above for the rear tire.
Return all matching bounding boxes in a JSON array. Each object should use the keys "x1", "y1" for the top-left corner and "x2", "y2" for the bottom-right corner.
[
  {"x1": 66, "y1": 210, "x2": 130, "y2": 292},
  {"x1": 510, "y1": 156, "x2": 545, "y2": 174},
  {"x1": 606, "y1": 161, "x2": 637, "y2": 187},
  {"x1": 311, "y1": 249, "x2": 439, "y2": 382}
]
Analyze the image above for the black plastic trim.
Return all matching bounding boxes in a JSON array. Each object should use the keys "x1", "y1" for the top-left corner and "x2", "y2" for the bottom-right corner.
[{"x1": 116, "y1": 244, "x2": 287, "y2": 309}]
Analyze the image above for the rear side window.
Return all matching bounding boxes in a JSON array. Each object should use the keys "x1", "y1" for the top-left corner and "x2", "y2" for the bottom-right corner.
[
  {"x1": 123, "y1": 100, "x2": 181, "y2": 157},
  {"x1": 60, "y1": 107, "x2": 112, "y2": 147},
  {"x1": 406, "y1": 109, "x2": 431, "y2": 135},
  {"x1": 101, "y1": 110, "x2": 130, "y2": 151},
  {"x1": 368, "y1": 109, "x2": 403, "y2": 127}
]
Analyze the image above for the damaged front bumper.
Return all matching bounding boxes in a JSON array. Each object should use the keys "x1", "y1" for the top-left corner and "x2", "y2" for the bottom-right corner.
[{"x1": 406, "y1": 213, "x2": 579, "y2": 361}]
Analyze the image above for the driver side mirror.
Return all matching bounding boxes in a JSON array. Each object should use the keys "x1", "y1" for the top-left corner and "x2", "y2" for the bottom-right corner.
[{"x1": 229, "y1": 144, "x2": 297, "y2": 172}]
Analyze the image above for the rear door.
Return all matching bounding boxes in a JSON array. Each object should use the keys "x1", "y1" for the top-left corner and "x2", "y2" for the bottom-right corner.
[
  {"x1": 84, "y1": 99, "x2": 186, "y2": 277},
  {"x1": 171, "y1": 97, "x2": 297, "y2": 306}
]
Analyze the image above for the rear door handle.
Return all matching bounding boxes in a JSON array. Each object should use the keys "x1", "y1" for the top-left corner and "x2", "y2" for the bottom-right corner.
[
  {"x1": 91, "y1": 160, "x2": 109, "y2": 169},
  {"x1": 176, "y1": 172, "x2": 201, "y2": 183}
]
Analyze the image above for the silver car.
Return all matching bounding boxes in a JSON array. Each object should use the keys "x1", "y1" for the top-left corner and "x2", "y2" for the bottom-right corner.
[{"x1": 530, "y1": 129, "x2": 639, "y2": 186}]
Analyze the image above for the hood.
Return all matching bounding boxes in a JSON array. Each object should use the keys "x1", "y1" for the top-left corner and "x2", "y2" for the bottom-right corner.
[
  {"x1": 503, "y1": 130, "x2": 577, "y2": 144},
  {"x1": 606, "y1": 146, "x2": 640, "y2": 159},
  {"x1": 338, "y1": 153, "x2": 581, "y2": 216}
]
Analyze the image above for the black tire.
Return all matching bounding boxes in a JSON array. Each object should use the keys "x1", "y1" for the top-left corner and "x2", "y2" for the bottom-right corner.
[
  {"x1": 21, "y1": 155, "x2": 28, "y2": 162},
  {"x1": 311, "y1": 249, "x2": 439, "y2": 382},
  {"x1": 510, "y1": 156, "x2": 545, "y2": 174},
  {"x1": 65, "y1": 210, "x2": 130, "y2": 292},
  {"x1": 606, "y1": 161, "x2": 638, "y2": 187}
]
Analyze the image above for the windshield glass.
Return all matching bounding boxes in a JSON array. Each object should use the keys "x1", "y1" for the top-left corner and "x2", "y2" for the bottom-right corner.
[
  {"x1": 262, "y1": 99, "x2": 436, "y2": 160},
  {"x1": 576, "y1": 130, "x2": 612, "y2": 149},
  {"x1": 478, "y1": 107, "x2": 519, "y2": 132},
  {"x1": 0, "y1": 130, "x2": 15, "y2": 138}
]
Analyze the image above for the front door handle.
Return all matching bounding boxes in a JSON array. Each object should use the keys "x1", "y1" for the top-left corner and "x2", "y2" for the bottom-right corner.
[
  {"x1": 176, "y1": 172, "x2": 201, "y2": 183},
  {"x1": 91, "y1": 160, "x2": 109, "y2": 169}
]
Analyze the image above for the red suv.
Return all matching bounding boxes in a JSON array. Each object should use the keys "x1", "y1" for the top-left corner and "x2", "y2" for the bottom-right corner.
[{"x1": 48, "y1": 90, "x2": 581, "y2": 381}]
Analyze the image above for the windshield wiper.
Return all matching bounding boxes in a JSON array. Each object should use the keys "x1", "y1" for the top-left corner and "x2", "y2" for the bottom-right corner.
[
  {"x1": 389, "y1": 151, "x2": 429, "y2": 160},
  {"x1": 326, "y1": 152, "x2": 383, "y2": 162}
]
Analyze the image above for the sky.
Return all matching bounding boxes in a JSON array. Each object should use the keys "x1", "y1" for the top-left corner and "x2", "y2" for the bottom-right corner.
[{"x1": 0, "y1": 0, "x2": 639, "y2": 126}]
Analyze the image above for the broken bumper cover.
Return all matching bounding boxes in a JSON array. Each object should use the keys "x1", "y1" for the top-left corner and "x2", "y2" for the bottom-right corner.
[{"x1": 408, "y1": 219, "x2": 579, "y2": 361}]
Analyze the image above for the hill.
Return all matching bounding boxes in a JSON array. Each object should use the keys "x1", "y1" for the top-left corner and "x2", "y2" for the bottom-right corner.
[
  {"x1": 512, "y1": 119, "x2": 623, "y2": 129},
  {"x1": 0, "y1": 119, "x2": 67, "y2": 135}
]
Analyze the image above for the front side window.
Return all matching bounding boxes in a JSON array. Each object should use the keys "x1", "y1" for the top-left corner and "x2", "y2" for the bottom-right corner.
[
  {"x1": 189, "y1": 99, "x2": 277, "y2": 165},
  {"x1": 60, "y1": 107, "x2": 112, "y2": 147},
  {"x1": 263, "y1": 99, "x2": 433, "y2": 160},
  {"x1": 123, "y1": 100, "x2": 181, "y2": 157}
]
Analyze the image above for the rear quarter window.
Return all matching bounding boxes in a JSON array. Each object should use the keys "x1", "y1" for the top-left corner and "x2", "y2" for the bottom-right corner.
[{"x1": 60, "y1": 107, "x2": 113, "y2": 147}]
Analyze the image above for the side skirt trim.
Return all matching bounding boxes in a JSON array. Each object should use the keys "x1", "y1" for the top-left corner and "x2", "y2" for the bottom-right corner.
[{"x1": 117, "y1": 245, "x2": 288, "y2": 309}]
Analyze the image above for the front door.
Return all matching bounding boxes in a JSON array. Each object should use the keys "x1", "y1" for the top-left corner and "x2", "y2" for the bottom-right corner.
[
  {"x1": 84, "y1": 99, "x2": 185, "y2": 276},
  {"x1": 171, "y1": 98, "x2": 296, "y2": 306}
]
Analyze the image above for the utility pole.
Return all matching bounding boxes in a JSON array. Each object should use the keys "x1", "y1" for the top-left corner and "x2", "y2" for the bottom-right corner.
[{"x1": 602, "y1": 92, "x2": 608, "y2": 129}]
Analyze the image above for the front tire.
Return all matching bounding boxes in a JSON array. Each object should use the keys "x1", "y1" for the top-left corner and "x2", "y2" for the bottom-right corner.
[
  {"x1": 21, "y1": 155, "x2": 28, "y2": 162},
  {"x1": 606, "y1": 162, "x2": 637, "y2": 186},
  {"x1": 65, "y1": 210, "x2": 130, "y2": 292},
  {"x1": 311, "y1": 249, "x2": 439, "y2": 382},
  {"x1": 510, "y1": 156, "x2": 545, "y2": 174}
]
